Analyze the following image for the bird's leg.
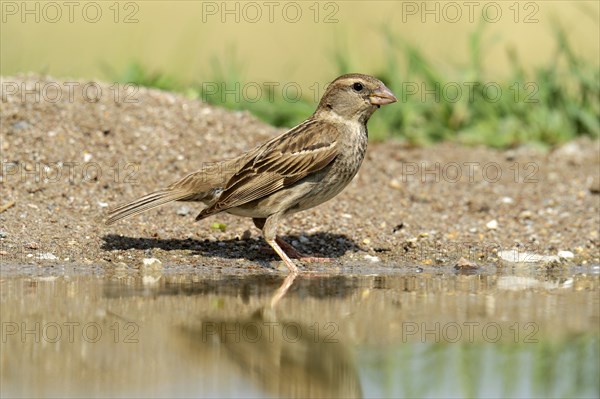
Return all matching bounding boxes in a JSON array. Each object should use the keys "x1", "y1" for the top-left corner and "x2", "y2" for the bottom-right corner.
[
  {"x1": 260, "y1": 216, "x2": 299, "y2": 274},
  {"x1": 253, "y1": 218, "x2": 332, "y2": 263},
  {"x1": 270, "y1": 272, "x2": 298, "y2": 307}
]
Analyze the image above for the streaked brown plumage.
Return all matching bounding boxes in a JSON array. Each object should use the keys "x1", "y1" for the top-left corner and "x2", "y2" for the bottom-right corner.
[{"x1": 106, "y1": 73, "x2": 397, "y2": 273}]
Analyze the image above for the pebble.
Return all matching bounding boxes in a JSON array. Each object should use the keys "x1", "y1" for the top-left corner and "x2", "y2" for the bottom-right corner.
[
  {"x1": 404, "y1": 238, "x2": 418, "y2": 248},
  {"x1": 389, "y1": 179, "x2": 402, "y2": 189},
  {"x1": 36, "y1": 252, "x2": 58, "y2": 260},
  {"x1": 500, "y1": 197, "x2": 514, "y2": 204},
  {"x1": 241, "y1": 230, "x2": 252, "y2": 240},
  {"x1": 557, "y1": 250, "x2": 574, "y2": 260},
  {"x1": 364, "y1": 254, "x2": 380, "y2": 263},
  {"x1": 454, "y1": 257, "x2": 479, "y2": 270},
  {"x1": 10, "y1": 120, "x2": 31, "y2": 131},
  {"x1": 486, "y1": 219, "x2": 498, "y2": 230},
  {"x1": 177, "y1": 206, "x2": 190, "y2": 216},
  {"x1": 497, "y1": 250, "x2": 559, "y2": 263},
  {"x1": 0, "y1": 231, "x2": 7, "y2": 238},
  {"x1": 299, "y1": 235, "x2": 309, "y2": 244},
  {"x1": 519, "y1": 210, "x2": 533, "y2": 220}
]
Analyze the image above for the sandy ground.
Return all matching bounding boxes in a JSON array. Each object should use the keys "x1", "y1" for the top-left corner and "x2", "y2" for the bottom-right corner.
[{"x1": 1, "y1": 75, "x2": 599, "y2": 272}]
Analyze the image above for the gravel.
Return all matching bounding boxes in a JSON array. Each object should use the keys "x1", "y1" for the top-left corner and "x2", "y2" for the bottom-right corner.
[{"x1": 1, "y1": 75, "x2": 599, "y2": 272}]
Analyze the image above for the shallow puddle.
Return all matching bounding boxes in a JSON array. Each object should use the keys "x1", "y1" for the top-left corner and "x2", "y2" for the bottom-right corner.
[{"x1": 1, "y1": 266, "x2": 599, "y2": 398}]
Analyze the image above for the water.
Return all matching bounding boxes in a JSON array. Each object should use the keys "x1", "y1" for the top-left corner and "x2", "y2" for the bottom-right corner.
[{"x1": 1, "y1": 266, "x2": 598, "y2": 398}]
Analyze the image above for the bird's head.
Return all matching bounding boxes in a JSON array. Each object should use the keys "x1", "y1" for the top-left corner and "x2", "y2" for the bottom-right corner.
[{"x1": 316, "y1": 73, "x2": 397, "y2": 123}]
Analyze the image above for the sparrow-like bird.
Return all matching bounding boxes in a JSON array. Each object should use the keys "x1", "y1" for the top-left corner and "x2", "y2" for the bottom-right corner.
[{"x1": 106, "y1": 74, "x2": 397, "y2": 273}]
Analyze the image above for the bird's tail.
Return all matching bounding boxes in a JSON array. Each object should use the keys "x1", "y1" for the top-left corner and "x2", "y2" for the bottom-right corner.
[
  {"x1": 105, "y1": 157, "x2": 247, "y2": 225},
  {"x1": 105, "y1": 189, "x2": 195, "y2": 225}
]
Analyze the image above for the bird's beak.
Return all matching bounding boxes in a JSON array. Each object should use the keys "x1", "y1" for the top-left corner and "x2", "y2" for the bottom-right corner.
[{"x1": 369, "y1": 85, "x2": 397, "y2": 105}]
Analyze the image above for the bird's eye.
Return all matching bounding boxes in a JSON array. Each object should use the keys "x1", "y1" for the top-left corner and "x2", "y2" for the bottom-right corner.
[{"x1": 352, "y1": 82, "x2": 363, "y2": 92}]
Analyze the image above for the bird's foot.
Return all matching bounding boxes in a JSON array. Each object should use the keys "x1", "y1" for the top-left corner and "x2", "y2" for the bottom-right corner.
[{"x1": 275, "y1": 236, "x2": 333, "y2": 263}]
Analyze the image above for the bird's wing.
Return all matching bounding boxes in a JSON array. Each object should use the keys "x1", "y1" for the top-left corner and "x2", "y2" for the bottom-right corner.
[{"x1": 196, "y1": 118, "x2": 340, "y2": 219}]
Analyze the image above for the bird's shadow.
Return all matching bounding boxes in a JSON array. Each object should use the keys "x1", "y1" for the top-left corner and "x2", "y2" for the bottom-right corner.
[{"x1": 100, "y1": 232, "x2": 361, "y2": 261}]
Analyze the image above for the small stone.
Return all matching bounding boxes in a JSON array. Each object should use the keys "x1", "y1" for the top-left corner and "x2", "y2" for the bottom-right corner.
[
  {"x1": 12, "y1": 121, "x2": 30, "y2": 131},
  {"x1": 486, "y1": 219, "x2": 498, "y2": 230},
  {"x1": 83, "y1": 153, "x2": 93, "y2": 162},
  {"x1": 404, "y1": 238, "x2": 418, "y2": 249},
  {"x1": 241, "y1": 230, "x2": 252, "y2": 240},
  {"x1": 0, "y1": 231, "x2": 7, "y2": 238},
  {"x1": 177, "y1": 206, "x2": 190, "y2": 216},
  {"x1": 299, "y1": 235, "x2": 309, "y2": 244},
  {"x1": 500, "y1": 197, "x2": 514, "y2": 204},
  {"x1": 389, "y1": 179, "x2": 402, "y2": 189},
  {"x1": 418, "y1": 232, "x2": 429, "y2": 238},
  {"x1": 364, "y1": 254, "x2": 380, "y2": 263},
  {"x1": 519, "y1": 210, "x2": 533, "y2": 220},
  {"x1": 36, "y1": 252, "x2": 58, "y2": 260},
  {"x1": 454, "y1": 257, "x2": 479, "y2": 270},
  {"x1": 97, "y1": 201, "x2": 108, "y2": 208},
  {"x1": 498, "y1": 250, "x2": 559, "y2": 263},
  {"x1": 468, "y1": 227, "x2": 477, "y2": 233},
  {"x1": 142, "y1": 257, "x2": 163, "y2": 270},
  {"x1": 362, "y1": 238, "x2": 371, "y2": 245},
  {"x1": 558, "y1": 250, "x2": 574, "y2": 260}
]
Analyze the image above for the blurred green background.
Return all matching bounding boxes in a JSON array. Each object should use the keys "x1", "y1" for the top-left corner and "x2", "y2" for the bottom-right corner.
[{"x1": 2, "y1": 0, "x2": 599, "y2": 146}]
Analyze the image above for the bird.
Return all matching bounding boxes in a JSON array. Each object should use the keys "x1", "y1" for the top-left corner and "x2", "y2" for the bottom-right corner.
[{"x1": 105, "y1": 73, "x2": 397, "y2": 273}]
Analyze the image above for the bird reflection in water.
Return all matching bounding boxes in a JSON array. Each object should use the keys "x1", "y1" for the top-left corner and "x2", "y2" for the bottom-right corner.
[{"x1": 176, "y1": 274, "x2": 362, "y2": 399}]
